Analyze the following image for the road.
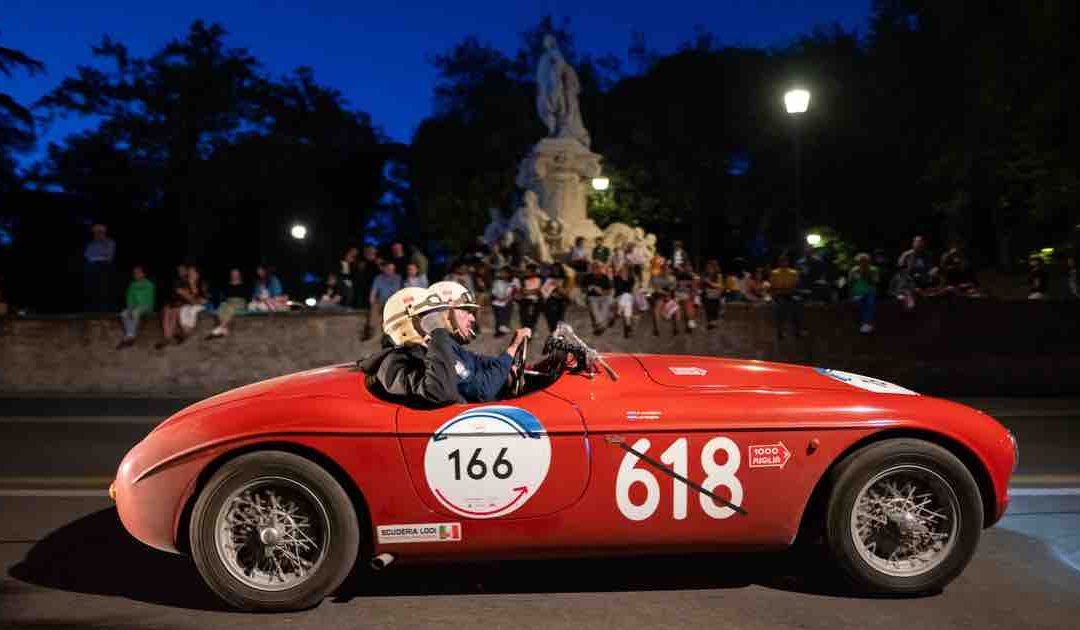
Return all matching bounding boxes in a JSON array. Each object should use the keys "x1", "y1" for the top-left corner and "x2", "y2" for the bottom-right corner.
[{"x1": 1, "y1": 396, "x2": 1078, "y2": 629}]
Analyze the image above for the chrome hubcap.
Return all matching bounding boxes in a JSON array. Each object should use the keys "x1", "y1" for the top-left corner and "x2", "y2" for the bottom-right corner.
[
  {"x1": 850, "y1": 465, "x2": 960, "y2": 577},
  {"x1": 215, "y1": 477, "x2": 330, "y2": 591}
]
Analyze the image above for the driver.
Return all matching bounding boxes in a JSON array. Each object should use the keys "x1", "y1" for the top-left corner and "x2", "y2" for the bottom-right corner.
[
  {"x1": 426, "y1": 280, "x2": 531, "y2": 403},
  {"x1": 358, "y1": 282, "x2": 530, "y2": 407}
]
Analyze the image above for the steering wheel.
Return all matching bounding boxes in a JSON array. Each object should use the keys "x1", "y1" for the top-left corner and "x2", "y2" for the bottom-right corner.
[{"x1": 509, "y1": 334, "x2": 529, "y2": 397}]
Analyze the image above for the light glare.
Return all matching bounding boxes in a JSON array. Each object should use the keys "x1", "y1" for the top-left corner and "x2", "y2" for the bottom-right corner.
[
  {"x1": 784, "y1": 89, "x2": 811, "y2": 114},
  {"x1": 290, "y1": 224, "x2": 308, "y2": 240},
  {"x1": 591, "y1": 177, "x2": 610, "y2": 191}
]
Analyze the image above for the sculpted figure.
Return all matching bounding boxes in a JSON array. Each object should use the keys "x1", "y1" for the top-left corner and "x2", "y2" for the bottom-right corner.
[
  {"x1": 509, "y1": 190, "x2": 552, "y2": 262},
  {"x1": 536, "y1": 34, "x2": 590, "y2": 147}
]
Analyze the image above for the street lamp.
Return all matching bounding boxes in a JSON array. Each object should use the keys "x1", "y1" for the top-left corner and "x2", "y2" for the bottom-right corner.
[
  {"x1": 806, "y1": 233, "x2": 822, "y2": 247},
  {"x1": 290, "y1": 223, "x2": 308, "y2": 240},
  {"x1": 591, "y1": 177, "x2": 610, "y2": 191},
  {"x1": 784, "y1": 88, "x2": 810, "y2": 249}
]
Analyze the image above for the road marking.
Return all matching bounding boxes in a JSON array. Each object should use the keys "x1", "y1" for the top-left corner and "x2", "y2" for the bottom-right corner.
[
  {"x1": 0, "y1": 489, "x2": 109, "y2": 497},
  {"x1": 0, "y1": 416, "x2": 159, "y2": 424},
  {"x1": 1011, "y1": 474, "x2": 1080, "y2": 487},
  {"x1": 1009, "y1": 487, "x2": 1080, "y2": 497},
  {"x1": 0, "y1": 476, "x2": 113, "y2": 488}
]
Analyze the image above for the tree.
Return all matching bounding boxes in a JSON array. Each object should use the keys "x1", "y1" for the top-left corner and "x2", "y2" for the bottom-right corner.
[
  {"x1": 33, "y1": 21, "x2": 389, "y2": 286},
  {"x1": 0, "y1": 37, "x2": 45, "y2": 193}
]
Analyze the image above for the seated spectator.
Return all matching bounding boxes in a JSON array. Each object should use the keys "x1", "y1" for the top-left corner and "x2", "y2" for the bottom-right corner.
[
  {"x1": 317, "y1": 271, "x2": 344, "y2": 309},
  {"x1": 592, "y1": 236, "x2": 611, "y2": 265},
  {"x1": 674, "y1": 262, "x2": 699, "y2": 331},
  {"x1": 541, "y1": 264, "x2": 570, "y2": 334},
  {"x1": 157, "y1": 265, "x2": 208, "y2": 347},
  {"x1": 516, "y1": 264, "x2": 544, "y2": 329},
  {"x1": 1028, "y1": 257, "x2": 1049, "y2": 299},
  {"x1": 770, "y1": 252, "x2": 805, "y2": 340},
  {"x1": 208, "y1": 268, "x2": 248, "y2": 338},
  {"x1": 701, "y1": 260, "x2": 724, "y2": 330},
  {"x1": 155, "y1": 264, "x2": 189, "y2": 349},
  {"x1": 249, "y1": 265, "x2": 289, "y2": 311},
  {"x1": 938, "y1": 240, "x2": 981, "y2": 297},
  {"x1": 403, "y1": 262, "x2": 428, "y2": 289},
  {"x1": 569, "y1": 236, "x2": 590, "y2": 273},
  {"x1": 848, "y1": 253, "x2": 879, "y2": 334},
  {"x1": 582, "y1": 261, "x2": 614, "y2": 335},
  {"x1": 117, "y1": 264, "x2": 155, "y2": 349},
  {"x1": 893, "y1": 235, "x2": 935, "y2": 309},
  {"x1": 650, "y1": 261, "x2": 681, "y2": 336},
  {"x1": 723, "y1": 268, "x2": 745, "y2": 302},
  {"x1": 490, "y1": 266, "x2": 519, "y2": 337},
  {"x1": 613, "y1": 263, "x2": 637, "y2": 337}
]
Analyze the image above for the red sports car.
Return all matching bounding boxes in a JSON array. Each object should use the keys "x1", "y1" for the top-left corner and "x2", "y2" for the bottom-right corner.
[{"x1": 112, "y1": 325, "x2": 1017, "y2": 611}]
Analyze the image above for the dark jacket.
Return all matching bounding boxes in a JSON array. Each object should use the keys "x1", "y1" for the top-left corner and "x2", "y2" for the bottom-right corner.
[{"x1": 358, "y1": 328, "x2": 462, "y2": 408}]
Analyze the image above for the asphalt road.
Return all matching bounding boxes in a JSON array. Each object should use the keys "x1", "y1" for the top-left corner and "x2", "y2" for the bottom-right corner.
[{"x1": 1, "y1": 396, "x2": 1078, "y2": 630}]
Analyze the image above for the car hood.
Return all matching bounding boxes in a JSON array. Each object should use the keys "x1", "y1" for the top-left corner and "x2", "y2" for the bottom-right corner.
[
  {"x1": 633, "y1": 354, "x2": 920, "y2": 395},
  {"x1": 152, "y1": 364, "x2": 361, "y2": 433}
]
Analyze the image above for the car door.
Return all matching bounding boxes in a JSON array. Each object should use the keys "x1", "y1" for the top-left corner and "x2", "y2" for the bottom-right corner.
[{"x1": 396, "y1": 389, "x2": 589, "y2": 520}]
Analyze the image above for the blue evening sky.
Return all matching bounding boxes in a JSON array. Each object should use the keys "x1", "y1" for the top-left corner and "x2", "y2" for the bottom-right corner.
[{"x1": 3, "y1": 0, "x2": 870, "y2": 160}]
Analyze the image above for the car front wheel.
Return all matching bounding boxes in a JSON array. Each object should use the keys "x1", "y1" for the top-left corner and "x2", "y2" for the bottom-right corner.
[
  {"x1": 189, "y1": 451, "x2": 359, "y2": 611},
  {"x1": 825, "y1": 438, "x2": 983, "y2": 595}
]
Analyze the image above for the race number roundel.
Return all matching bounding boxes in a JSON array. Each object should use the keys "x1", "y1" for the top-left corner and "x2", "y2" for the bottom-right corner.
[{"x1": 424, "y1": 406, "x2": 551, "y2": 519}]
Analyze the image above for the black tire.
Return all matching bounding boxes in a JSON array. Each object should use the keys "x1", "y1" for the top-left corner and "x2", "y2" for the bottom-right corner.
[
  {"x1": 825, "y1": 438, "x2": 983, "y2": 595},
  {"x1": 189, "y1": 451, "x2": 359, "y2": 611}
]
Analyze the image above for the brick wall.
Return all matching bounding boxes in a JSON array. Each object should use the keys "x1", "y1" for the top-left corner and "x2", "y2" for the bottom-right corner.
[{"x1": 1, "y1": 300, "x2": 1078, "y2": 397}]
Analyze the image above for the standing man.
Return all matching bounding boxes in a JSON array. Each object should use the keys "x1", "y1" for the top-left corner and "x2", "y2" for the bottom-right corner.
[
  {"x1": 84, "y1": 223, "x2": 117, "y2": 311},
  {"x1": 369, "y1": 261, "x2": 403, "y2": 338}
]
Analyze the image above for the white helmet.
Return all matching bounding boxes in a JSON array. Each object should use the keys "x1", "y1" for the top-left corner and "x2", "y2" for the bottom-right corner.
[
  {"x1": 427, "y1": 280, "x2": 479, "y2": 342},
  {"x1": 382, "y1": 287, "x2": 446, "y2": 346}
]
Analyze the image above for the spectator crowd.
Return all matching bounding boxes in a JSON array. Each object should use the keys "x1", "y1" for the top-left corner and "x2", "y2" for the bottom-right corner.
[{"x1": 3, "y1": 220, "x2": 1077, "y2": 351}]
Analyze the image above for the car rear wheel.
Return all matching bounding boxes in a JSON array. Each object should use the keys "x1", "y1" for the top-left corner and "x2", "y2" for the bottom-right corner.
[
  {"x1": 825, "y1": 438, "x2": 983, "y2": 594},
  {"x1": 189, "y1": 451, "x2": 359, "y2": 611}
]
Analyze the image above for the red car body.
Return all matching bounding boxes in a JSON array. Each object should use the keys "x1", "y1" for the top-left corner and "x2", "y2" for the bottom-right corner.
[{"x1": 114, "y1": 354, "x2": 1015, "y2": 562}]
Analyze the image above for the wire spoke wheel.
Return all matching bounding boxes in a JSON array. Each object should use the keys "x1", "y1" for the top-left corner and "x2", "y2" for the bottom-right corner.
[
  {"x1": 215, "y1": 476, "x2": 330, "y2": 592},
  {"x1": 850, "y1": 464, "x2": 960, "y2": 578}
]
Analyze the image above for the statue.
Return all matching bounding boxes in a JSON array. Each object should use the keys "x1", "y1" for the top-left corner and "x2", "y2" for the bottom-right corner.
[
  {"x1": 509, "y1": 190, "x2": 552, "y2": 262},
  {"x1": 536, "y1": 34, "x2": 590, "y2": 148}
]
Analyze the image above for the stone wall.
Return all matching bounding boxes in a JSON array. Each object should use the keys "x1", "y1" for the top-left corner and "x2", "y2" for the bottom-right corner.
[{"x1": 2, "y1": 300, "x2": 1078, "y2": 397}]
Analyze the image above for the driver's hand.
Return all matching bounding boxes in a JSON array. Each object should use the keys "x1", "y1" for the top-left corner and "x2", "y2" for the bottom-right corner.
[{"x1": 512, "y1": 327, "x2": 533, "y2": 346}]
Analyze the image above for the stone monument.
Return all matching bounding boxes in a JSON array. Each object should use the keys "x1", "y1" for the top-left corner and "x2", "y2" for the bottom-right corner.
[
  {"x1": 483, "y1": 33, "x2": 656, "y2": 265},
  {"x1": 516, "y1": 34, "x2": 605, "y2": 255}
]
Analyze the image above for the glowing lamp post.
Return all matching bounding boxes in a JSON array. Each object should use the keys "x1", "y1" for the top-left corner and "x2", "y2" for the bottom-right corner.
[
  {"x1": 806, "y1": 233, "x2": 822, "y2": 247},
  {"x1": 591, "y1": 177, "x2": 610, "y2": 191},
  {"x1": 784, "y1": 88, "x2": 810, "y2": 248},
  {"x1": 290, "y1": 223, "x2": 308, "y2": 240}
]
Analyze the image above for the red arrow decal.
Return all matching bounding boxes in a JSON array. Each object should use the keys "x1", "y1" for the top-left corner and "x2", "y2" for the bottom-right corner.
[
  {"x1": 434, "y1": 486, "x2": 529, "y2": 516},
  {"x1": 748, "y1": 441, "x2": 793, "y2": 469}
]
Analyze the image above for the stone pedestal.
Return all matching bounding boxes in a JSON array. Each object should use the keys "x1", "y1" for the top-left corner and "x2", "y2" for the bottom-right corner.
[{"x1": 516, "y1": 137, "x2": 604, "y2": 255}]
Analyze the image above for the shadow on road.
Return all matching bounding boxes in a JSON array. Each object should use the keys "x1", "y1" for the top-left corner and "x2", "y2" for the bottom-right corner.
[
  {"x1": 8, "y1": 508, "x2": 227, "y2": 612},
  {"x1": 7, "y1": 507, "x2": 924, "y2": 611}
]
